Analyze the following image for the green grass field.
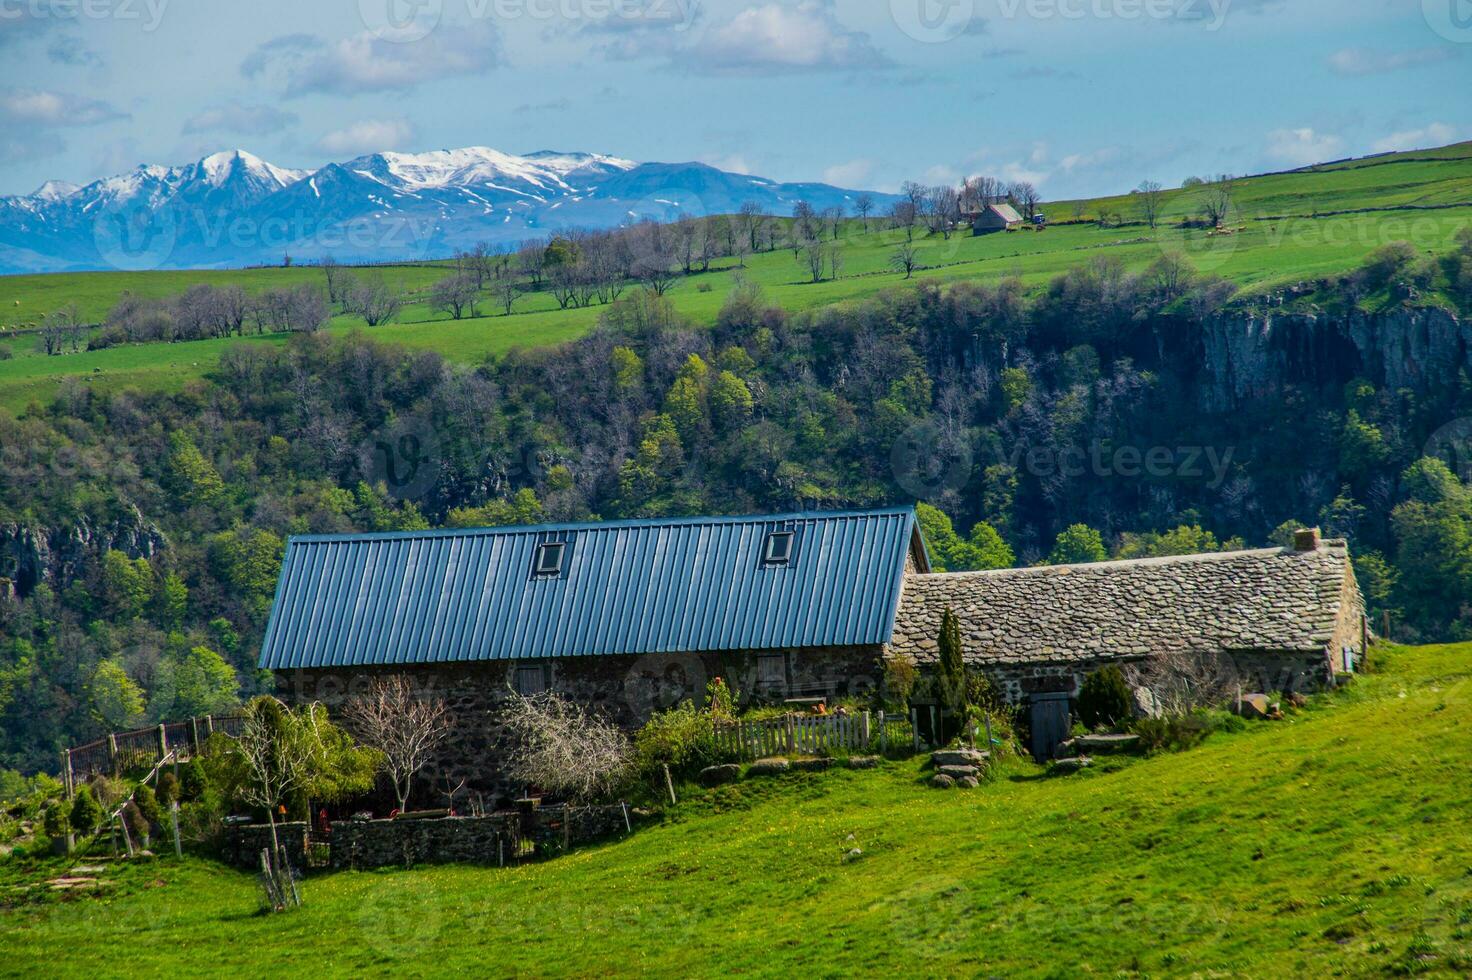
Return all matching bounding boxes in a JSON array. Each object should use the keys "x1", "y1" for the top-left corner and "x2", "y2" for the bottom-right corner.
[
  {"x1": 2, "y1": 142, "x2": 1469, "y2": 414},
  {"x1": 3, "y1": 642, "x2": 1469, "y2": 977}
]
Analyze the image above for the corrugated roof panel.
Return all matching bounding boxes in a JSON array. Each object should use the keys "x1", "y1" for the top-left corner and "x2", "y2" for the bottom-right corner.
[{"x1": 258, "y1": 507, "x2": 918, "y2": 670}]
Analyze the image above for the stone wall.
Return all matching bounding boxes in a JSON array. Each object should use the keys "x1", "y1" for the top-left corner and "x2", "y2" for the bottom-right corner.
[
  {"x1": 220, "y1": 822, "x2": 309, "y2": 871},
  {"x1": 330, "y1": 808, "x2": 630, "y2": 870},
  {"x1": 275, "y1": 645, "x2": 881, "y2": 806},
  {"x1": 331, "y1": 815, "x2": 519, "y2": 870}
]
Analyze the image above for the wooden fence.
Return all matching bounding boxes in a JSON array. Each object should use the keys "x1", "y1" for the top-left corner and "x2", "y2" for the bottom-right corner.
[
  {"x1": 711, "y1": 710, "x2": 917, "y2": 761},
  {"x1": 64, "y1": 713, "x2": 245, "y2": 793}
]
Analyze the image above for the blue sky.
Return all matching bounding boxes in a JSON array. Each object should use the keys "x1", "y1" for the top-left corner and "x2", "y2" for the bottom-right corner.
[{"x1": 0, "y1": 0, "x2": 1468, "y2": 198}]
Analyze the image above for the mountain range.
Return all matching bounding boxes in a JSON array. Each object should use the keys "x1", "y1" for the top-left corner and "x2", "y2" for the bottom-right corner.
[{"x1": 0, "y1": 148, "x2": 896, "y2": 274}]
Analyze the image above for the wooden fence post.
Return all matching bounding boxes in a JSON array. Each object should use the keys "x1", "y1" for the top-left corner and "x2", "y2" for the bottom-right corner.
[
  {"x1": 785, "y1": 715, "x2": 796, "y2": 755},
  {"x1": 861, "y1": 710, "x2": 871, "y2": 751},
  {"x1": 879, "y1": 710, "x2": 887, "y2": 753},
  {"x1": 107, "y1": 733, "x2": 118, "y2": 775},
  {"x1": 62, "y1": 749, "x2": 74, "y2": 801},
  {"x1": 158, "y1": 724, "x2": 169, "y2": 763}
]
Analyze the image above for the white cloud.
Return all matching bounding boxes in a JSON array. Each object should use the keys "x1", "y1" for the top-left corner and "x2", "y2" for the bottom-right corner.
[
  {"x1": 1371, "y1": 123, "x2": 1459, "y2": 154},
  {"x1": 1328, "y1": 46, "x2": 1457, "y2": 76},
  {"x1": 682, "y1": 2, "x2": 889, "y2": 74},
  {"x1": 242, "y1": 23, "x2": 501, "y2": 96},
  {"x1": 1265, "y1": 127, "x2": 1345, "y2": 166},
  {"x1": 316, "y1": 118, "x2": 417, "y2": 156},
  {"x1": 0, "y1": 88, "x2": 125, "y2": 126},
  {"x1": 822, "y1": 159, "x2": 873, "y2": 187},
  {"x1": 182, "y1": 102, "x2": 298, "y2": 136}
]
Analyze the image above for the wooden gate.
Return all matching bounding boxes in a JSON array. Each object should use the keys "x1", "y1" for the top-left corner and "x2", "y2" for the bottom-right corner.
[{"x1": 1029, "y1": 692, "x2": 1072, "y2": 762}]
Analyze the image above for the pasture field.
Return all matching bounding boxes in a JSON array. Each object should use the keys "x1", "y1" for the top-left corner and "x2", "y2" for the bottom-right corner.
[
  {"x1": 1, "y1": 642, "x2": 1469, "y2": 977},
  {"x1": 1, "y1": 142, "x2": 1469, "y2": 414}
]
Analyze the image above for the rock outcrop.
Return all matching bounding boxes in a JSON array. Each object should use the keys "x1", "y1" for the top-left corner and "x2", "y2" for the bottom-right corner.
[{"x1": 0, "y1": 506, "x2": 166, "y2": 596}]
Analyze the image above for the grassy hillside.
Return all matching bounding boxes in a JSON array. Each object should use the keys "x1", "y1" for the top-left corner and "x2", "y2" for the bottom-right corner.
[
  {"x1": 1, "y1": 142, "x2": 1469, "y2": 413},
  {"x1": 3, "y1": 642, "x2": 1470, "y2": 976}
]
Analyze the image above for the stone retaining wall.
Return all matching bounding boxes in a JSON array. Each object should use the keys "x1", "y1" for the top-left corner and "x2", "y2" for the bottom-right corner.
[
  {"x1": 219, "y1": 822, "x2": 309, "y2": 871},
  {"x1": 330, "y1": 806, "x2": 631, "y2": 870}
]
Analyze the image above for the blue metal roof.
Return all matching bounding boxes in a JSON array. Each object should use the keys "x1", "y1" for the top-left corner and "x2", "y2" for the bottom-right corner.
[{"x1": 258, "y1": 507, "x2": 923, "y2": 670}]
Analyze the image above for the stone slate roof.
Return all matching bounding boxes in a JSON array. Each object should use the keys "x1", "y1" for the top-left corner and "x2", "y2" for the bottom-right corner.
[{"x1": 889, "y1": 541, "x2": 1356, "y2": 667}]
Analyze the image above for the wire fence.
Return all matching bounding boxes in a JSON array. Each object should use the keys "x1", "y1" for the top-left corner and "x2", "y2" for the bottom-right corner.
[{"x1": 711, "y1": 710, "x2": 919, "y2": 760}]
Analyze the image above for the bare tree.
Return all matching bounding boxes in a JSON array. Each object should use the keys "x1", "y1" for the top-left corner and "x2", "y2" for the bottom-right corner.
[
  {"x1": 430, "y1": 273, "x2": 481, "y2": 320},
  {"x1": 890, "y1": 242, "x2": 920, "y2": 279},
  {"x1": 233, "y1": 697, "x2": 321, "y2": 853},
  {"x1": 321, "y1": 256, "x2": 346, "y2": 306},
  {"x1": 492, "y1": 265, "x2": 521, "y2": 315},
  {"x1": 853, "y1": 193, "x2": 874, "y2": 231},
  {"x1": 798, "y1": 241, "x2": 827, "y2": 283},
  {"x1": 500, "y1": 691, "x2": 631, "y2": 802},
  {"x1": 1011, "y1": 181, "x2": 1041, "y2": 221},
  {"x1": 924, "y1": 185, "x2": 961, "y2": 238},
  {"x1": 889, "y1": 201, "x2": 918, "y2": 242},
  {"x1": 37, "y1": 303, "x2": 82, "y2": 355},
  {"x1": 345, "y1": 675, "x2": 451, "y2": 814},
  {"x1": 1201, "y1": 173, "x2": 1236, "y2": 228},
  {"x1": 1137, "y1": 180, "x2": 1164, "y2": 229},
  {"x1": 517, "y1": 241, "x2": 547, "y2": 287},
  {"x1": 348, "y1": 275, "x2": 402, "y2": 326},
  {"x1": 631, "y1": 221, "x2": 679, "y2": 296},
  {"x1": 1124, "y1": 649, "x2": 1242, "y2": 717}
]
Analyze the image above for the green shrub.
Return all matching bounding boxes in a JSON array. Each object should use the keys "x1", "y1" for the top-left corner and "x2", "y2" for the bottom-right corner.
[
  {"x1": 1077, "y1": 666, "x2": 1132, "y2": 731},
  {"x1": 880, "y1": 655, "x2": 917, "y2": 711},
  {"x1": 69, "y1": 786, "x2": 104, "y2": 836},
  {"x1": 156, "y1": 771, "x2": 180, "y2": 807},
  {"x1": 134, "y1": 784, "x2": 161, "y2": 825},
  {"x1": 705, "y1": 677, "x2": 736, "y2": 720},
  {"x1": 43, "y1": 804, "x2": 71, "y2": 838},
  {"x1": 633, "y1": 702, "x2": 717, "y2": 777}
]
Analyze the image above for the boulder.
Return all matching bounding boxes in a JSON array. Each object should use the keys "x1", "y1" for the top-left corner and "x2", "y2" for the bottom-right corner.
[
  {"x1": 1287, "y1": 691, "x2": 1309, "y2": 709},
  {"x1": 847, "y1": 756, "x2": 880, "y2": 770},
  {"x1": 699, "y1": 764, "x2": 741, "y2": 787},
  {"x1": 1053, "y1": 738, "x2": 1079, "y2": 760},
  {"x1": 1053, "y1": 756, "x2": 1092, "y2": 774},
  {"x1": 937, "y1": 765, "x2": 980, "y2": 780},
  {"x1": 747, "y1": 757, "x2": 790, "y2": 778},
  {"x1": 1132, "y1": 686, "x2": 1160, "y2": 719},
  {"x1": 930, "y1": 774, "x2": 956, "y2": 789},
  {"x1": 932, "y1": 748, "x2": 989, "y2": 768},
  {"x1": 1234, "y1": 694, "x2": 1271, "y2": 719},
  {"x1": 957, "y1": 776, "x2": 980, "y2": 789},
  {"x1": 790, "y1": 757, "x2": 832, "y2": 772}
]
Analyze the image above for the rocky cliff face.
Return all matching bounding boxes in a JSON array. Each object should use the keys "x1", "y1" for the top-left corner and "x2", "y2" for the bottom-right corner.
[
  {"x1": 0, "y1": 507, "x2": 167, "y2": 597},
  {"x1": 1198, "y1": 305, "x2": 1468, "y2": 411}
]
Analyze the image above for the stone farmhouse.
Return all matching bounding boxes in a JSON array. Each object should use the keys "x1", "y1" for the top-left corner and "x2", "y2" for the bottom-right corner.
[
  {"x1": 967, "y1": 202, "x2": 1024, "y2": 233},
  {"x1": 258, "y1": 508, "x2": 1364, "y2": 798}
]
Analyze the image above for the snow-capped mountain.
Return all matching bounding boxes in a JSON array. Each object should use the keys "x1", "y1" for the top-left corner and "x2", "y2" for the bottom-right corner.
[{"x1": 0, "y1": 147, "x2": 895, "y2": 273}]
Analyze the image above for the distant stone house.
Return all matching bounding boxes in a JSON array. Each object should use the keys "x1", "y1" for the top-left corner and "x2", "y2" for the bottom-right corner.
[
  {"x1": 258, "y1": 509, "x2": 1364, "y2": 800},
  {"x1": 967, "y1": 203, "x2": 1024, "y2": 234}
]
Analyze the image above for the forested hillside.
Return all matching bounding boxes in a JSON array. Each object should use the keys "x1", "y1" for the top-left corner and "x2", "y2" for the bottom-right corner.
[{"x1": 1, "y1": 225, "x2": 1470, "y2": 775}]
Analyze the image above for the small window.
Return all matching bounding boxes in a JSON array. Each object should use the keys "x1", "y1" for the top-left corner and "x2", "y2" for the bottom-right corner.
[
  {"x1": 763, "y1": 531, "x2": 795, "y2": 566},
  {"x1": 514, "y1": 664, "x2": 549, "y2": 696},
  {"x1": 758, "y1": 654, "x2": 787, "y2": 687},
  {"x1": 533, "y1": 542, "x2": 565, "y2": 578}
]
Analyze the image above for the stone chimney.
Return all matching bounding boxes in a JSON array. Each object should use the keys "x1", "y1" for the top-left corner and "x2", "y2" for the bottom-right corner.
[{"x1": 1293, "y1": 527, "x2": 1322, "y2": 552}]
